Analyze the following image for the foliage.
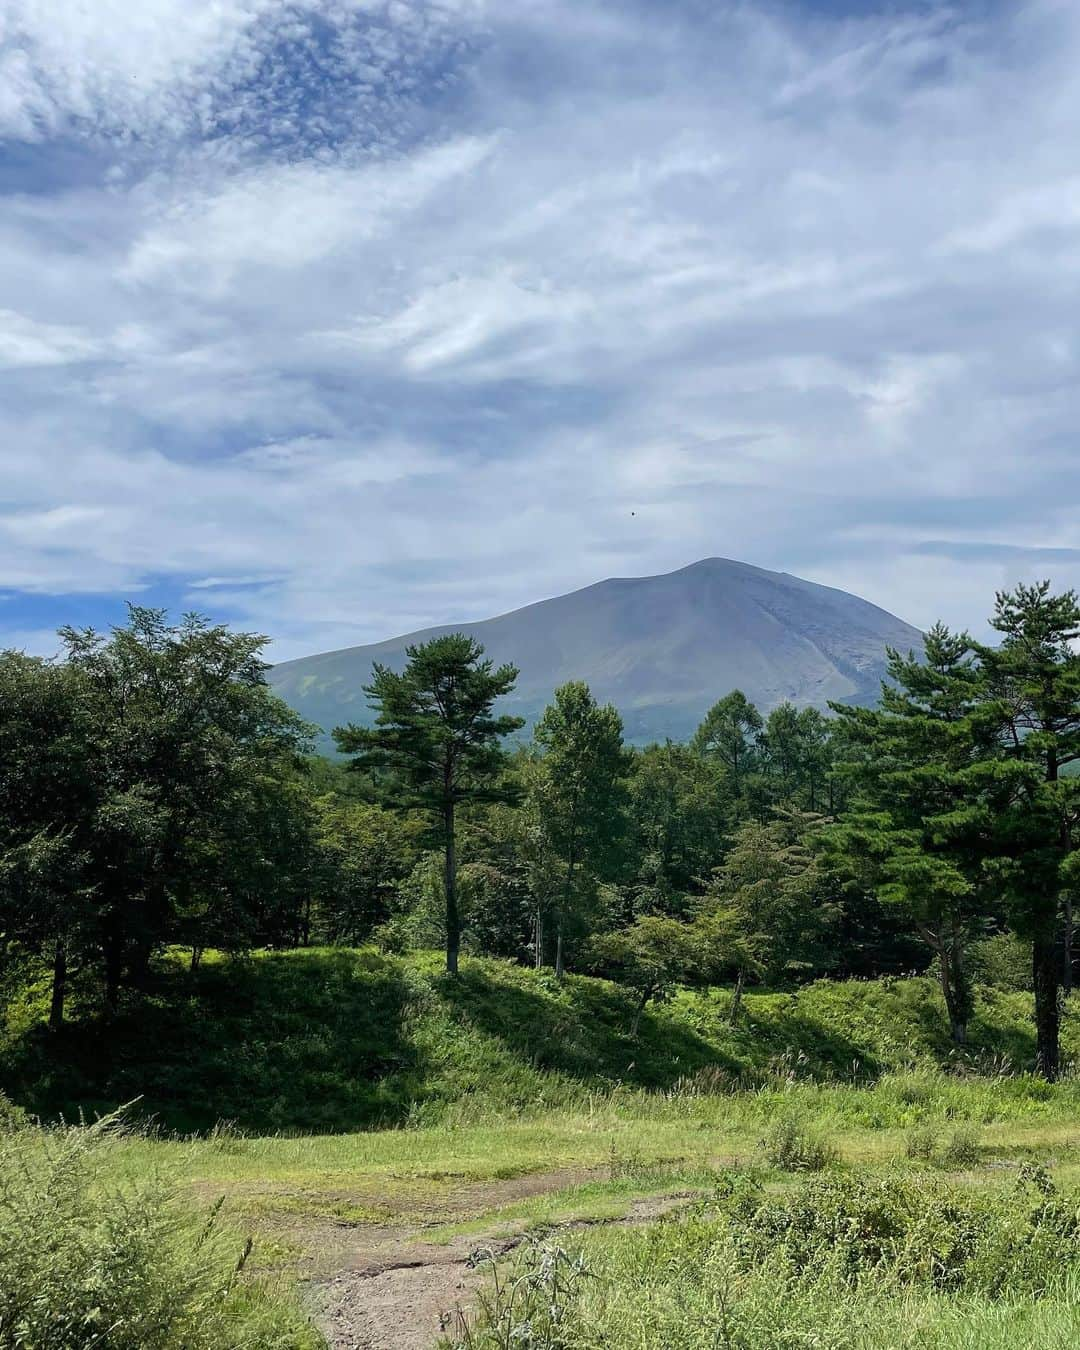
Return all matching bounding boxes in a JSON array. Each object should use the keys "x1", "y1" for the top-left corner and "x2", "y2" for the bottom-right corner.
[
  {"x1": 3, "y1": 950, "x2": 1078, "y2": 1133},
  {"x1": 758, "y1": 1114, "x2": 838, "y2": 1171},
  {"x1": 0, "y1": 1112, "x2": 320, "y2": 1349},
  {"x1": 529, "y1": 682, "x2": 629, "y2": 974},
  {"x1": 585, "y1": 915, "x2": 704, "y2": 1035},
  {"x1": 0, "y1": 611, "x2": 312, "y2": 1021},
  {"x1": 335, "y1": 634, "x2": 523, "y2": 974},
  {"x1": 459, "y1": 1169, "x2": 1080, "y2": 1349},
  {"x1": 452, "y1": 1240, "x2": 591, "y2": 1350}
]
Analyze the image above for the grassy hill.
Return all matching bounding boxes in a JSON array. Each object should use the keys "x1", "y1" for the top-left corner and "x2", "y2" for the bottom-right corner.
[{"x1": 2, "y1": 949, "x2": 1076, "y2": 1133}]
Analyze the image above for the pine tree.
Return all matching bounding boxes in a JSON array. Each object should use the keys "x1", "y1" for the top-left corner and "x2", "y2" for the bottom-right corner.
[
  {"x1": 974, "y1": 584, "x2": 1080, "y2": 1078},
  {"x1": 829, "y1": 625, "x2": 991, "y2": 1045},
  {"x1": 335, "y1": 634, "x2": 523, "y2": 975}
]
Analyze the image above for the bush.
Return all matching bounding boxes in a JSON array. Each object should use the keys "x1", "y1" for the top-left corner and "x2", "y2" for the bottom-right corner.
[
  {"x1": 904, "y1": 1122, "x2": 983, "y2": 1168},
  {"x1": 939, "y1": 1124, "x2": 982, "y2": 1169},
  {"x1": 904, "y1": 1122, "x2": 939, "y2": 1161},
  {"x1": 715, "y1": 1169, "x2": 1080, "y2": 1296},
  {"x1": 759, "y1": 1114, "x2": 838, "y2": 1172},
  {"x1": 459, "y1": 1170, "x2": 1080, "y2": 1349},
  {"x1": 0, "y1": 1113, "x2": 321, "y2": 1349}
]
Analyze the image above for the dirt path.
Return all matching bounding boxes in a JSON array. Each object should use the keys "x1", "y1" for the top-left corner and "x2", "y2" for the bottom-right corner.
[{"x1": 309, "y1": 1182, "x2": 690, "y2": 1350}]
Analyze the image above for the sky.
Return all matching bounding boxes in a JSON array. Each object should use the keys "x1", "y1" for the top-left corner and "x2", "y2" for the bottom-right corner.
[{"x1": 1, "y1": 0, "x2": 1078, "y2": 661}]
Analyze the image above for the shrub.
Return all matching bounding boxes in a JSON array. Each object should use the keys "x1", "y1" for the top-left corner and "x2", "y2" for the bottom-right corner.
[
  {"x1": 759, "y1": 1114, "x2": 838, "y2": 1172},
  {"x1": 719, "y1": 1169, "x2": 1080, "y2": 1296},
  {"x1": 0, "y1": 1113, "x2": 321, "y2": 1349},
  {"x1": 904, "y1": 1123, "x2": 939, "y2": 1161},
  {"x1": 939, "y1": 1124, "x2": 982, "y2": 1169},
  {"x1": 454, "y1": 1239, "x2": 590, "y2": 1349}
]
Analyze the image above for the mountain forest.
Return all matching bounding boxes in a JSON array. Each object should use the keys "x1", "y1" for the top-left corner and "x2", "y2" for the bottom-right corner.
[{"x1": 3, "y1": 580, "x2": 1080, "y2": 1349}]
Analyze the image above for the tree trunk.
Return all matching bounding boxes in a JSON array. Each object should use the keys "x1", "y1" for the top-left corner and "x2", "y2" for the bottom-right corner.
[
  {"x1": 534, "y1": 907, "x2": 543, "y2": 970},
  {"x1": 556, "y1": 850, "x2": 575, "y2": 980},
  {"x1": 104, "y1": 934, "x2": 123, "y2": 1012},
  {"x1": 1064, "y1": 895, "x2": 1075, "y2": 996},
  {"x1": 938, "y1": 945, "x2": 969, "y2": 1046},
  {"x1": 444, "y1": 802, "x2": 459, "y2": 976},
  {"x1": 630, "y1": 988, "x2": 651, "y2": 1039},
  {"x1": 1033, "y1": 925, "x2": 1061, "y2": 1081},
  {"x1": 190, "y1": 945, "x2": 203, "y2": 974},
  {"x1": 728, "y1": 969, "x2": 745, "y2": 1027},
  {"x1": 49, "y1": 939, "x2": 67, "y2": 1032}
]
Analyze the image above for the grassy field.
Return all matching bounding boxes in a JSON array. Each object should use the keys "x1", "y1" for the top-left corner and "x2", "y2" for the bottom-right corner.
[
  {"x1": 3, "y1": 952, "x2": 1080, "y2": 1348},
  {"x1": 11, "y1": 1072, "x2": 1078, "y2": 1348},
  {"x1": 2, "y1": 946, "x2": 1076, "y2": 1130}
]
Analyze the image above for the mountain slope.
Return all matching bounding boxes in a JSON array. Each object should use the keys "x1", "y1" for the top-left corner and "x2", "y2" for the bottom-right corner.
[{"x1": 268, "y1": 558, "x2": 923, "y2": 745}]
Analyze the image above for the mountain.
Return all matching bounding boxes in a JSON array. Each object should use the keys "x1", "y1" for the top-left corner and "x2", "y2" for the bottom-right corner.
[{"x1": 268, "y1": 558, "x2": 924, "y2": 747}]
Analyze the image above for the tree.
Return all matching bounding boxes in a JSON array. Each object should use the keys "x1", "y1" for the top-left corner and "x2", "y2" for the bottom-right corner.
[
  {"x1": 692, "y1": 690, "x2": 763, "y2": 807},
  {"x1": 700, "y1": 810, "x2": 839, "y2": 1021},
  {"x1": 828, "y1": 626, "x2": 991, "y2": 1046},
  {"x1": 530, "y1": 682, "x2": 629, "y2": 976},
  {"x1": 761, "y1": 704, "x2": 839, "y2": 812},
  {"x1": 61, "y1": 609, "x2": 312, "y2": 1003},
  {"x1": 0, "y1": 612, "x2": 313, "y2": 1018},
  {"x1": 0, "y1": 653, "x2": 94, "y2": 1030},
  {"x1": 0, "y1": 652, "x2": 95, "y2": 1029},
  {"x1": 623, "y1": 741, "x2": 728, "y2": 918},
  {"x1": 974, "y1": 584, "x2": 1080, "y2": 1079},
  {"x1": 310, "y1": 799, "x2": 419, "y2": 945},
  {"x1": 335, "y1": 634, "x2": 523, "y2": 975},
  {"x1": 586, "y1": 915, "x2": 702, "y2": 1037}
]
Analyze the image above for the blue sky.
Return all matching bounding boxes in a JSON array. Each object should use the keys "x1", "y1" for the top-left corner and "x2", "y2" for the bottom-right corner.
[{"x1": 1, "y1": 0, "x2": 1077, "y2": 659}]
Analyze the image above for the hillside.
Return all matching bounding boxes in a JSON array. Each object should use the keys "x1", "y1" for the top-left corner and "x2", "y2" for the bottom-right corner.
[
  {"x1": 268, "y1": 558, "x2": 923, "y2": 746},
  {"x1": 2, "y1": 950, "x2": 1073, "y2": 1133}
]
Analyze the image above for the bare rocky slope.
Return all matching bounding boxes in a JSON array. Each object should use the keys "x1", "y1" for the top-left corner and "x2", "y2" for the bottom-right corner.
[{"x1": 268, "y1": 558, "x2": 923, "y2": 745}]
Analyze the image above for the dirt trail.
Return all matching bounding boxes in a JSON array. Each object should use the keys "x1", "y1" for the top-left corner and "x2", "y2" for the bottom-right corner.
[{"x1": 309, "y1": 1178, "x2": 690, "y2": 1350}]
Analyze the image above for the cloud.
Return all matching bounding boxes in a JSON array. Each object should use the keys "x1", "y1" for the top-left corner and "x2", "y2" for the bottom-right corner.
[{"x1": 1, "y1": 0, "x2": 1080, "y2": 660}]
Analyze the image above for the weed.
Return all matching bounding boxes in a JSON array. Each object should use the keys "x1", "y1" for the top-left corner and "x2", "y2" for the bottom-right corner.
[
  {"x1": 450, "y1": 1239, "x2": 591, "y2": 1349},
  {"x1": 759, "y1": 1114, "x2": 838, "y2": 1171},
  {"x1": 0, "y1": 1111, "x2": 321, "y2": 1348}
]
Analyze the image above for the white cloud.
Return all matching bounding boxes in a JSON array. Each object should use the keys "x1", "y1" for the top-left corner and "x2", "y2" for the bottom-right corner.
[{"x1": 2, "y1": 0, "x2": 1080, "y2": 658}]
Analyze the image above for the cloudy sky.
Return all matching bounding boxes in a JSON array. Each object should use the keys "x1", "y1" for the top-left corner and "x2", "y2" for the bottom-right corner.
[{"x1": 1, "y1": 0, "x2": 1078, "y2": 659}]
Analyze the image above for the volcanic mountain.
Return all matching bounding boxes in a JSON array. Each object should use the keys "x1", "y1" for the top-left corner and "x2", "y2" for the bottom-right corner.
[{"x1": 268, "y1": 558, "x2": 923, "y2": 746}]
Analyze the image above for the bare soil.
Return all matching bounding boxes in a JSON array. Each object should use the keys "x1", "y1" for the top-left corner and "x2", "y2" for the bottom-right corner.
[{"x1": 307, "y1": 1175, "x2": 691, "y2": 1350}]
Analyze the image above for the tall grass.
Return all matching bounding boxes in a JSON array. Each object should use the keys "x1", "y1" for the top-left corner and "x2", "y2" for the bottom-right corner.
[
  {"x1": 454, "y1": 1169, "x2": 1080, "y2": 1349},
  {"x1": 0, "y1": 1108, "x2": 322, "y2": 1349}
]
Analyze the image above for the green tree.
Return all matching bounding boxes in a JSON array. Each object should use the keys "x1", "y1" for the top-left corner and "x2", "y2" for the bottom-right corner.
[
  {"x1": 530, "y1": 681, "x2": 629, "y2": 976},
  {"x1": 974, "y1": 583, "x2": 1080, "y2": 1078},
  {"x1": 828, "y1": 625, "x2": 991, "y2": 1045},
  {"x1": 700, "y1": 810, "x2": 839, "y2": 1021},
  {"x1": 0, "y1": 652, "x2": 94, "y2": 1028},
  {"x1": 761, "y1": 704, "x2": 839, "y2": 812},
  {"x1": 60, "y1": 608, "x2": 312, "y2": 1004},
  {"x1": 335, "y1": 634, "x2": 523, "y2": 975},
  {"x1": 310, "y1": 799, "x2": 419, "y2": 946},
  {"x1": 624, "y1": 741, "x2": 728, "y2": 917},
  {"x1": 0, "y1": 612, "x2": 312, "y2": 1018},
  {"x1": 692, "y1": 690, "x2": 763, "y2": 807},
  {"x1": 586, "y1": 915, "x2": 703, "y2": 1037}
]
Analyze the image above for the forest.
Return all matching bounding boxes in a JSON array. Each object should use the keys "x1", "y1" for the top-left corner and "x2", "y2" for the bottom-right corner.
[
  {"x1": 3, "y1": 582, "x2": 1080, "y2": 1350},
  {"x1": 2, "y1": 581, "x2": 1079, "y2": 1080}
]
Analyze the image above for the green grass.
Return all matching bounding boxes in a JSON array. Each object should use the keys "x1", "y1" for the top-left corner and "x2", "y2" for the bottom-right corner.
[
  {"x1": 2, "y1": 948, "x2": 1077, "y2": 1132},
  {"x1": 5, "y1": 951, "x2": 1080, "y2": 1347},
  {"x1": 0, "y1": 1110, "x2": 321, "y2": 1349}
]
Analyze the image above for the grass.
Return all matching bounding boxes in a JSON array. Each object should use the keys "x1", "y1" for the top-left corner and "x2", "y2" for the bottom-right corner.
[
  {"x1": 0, "y1": 1108, "x2": 321, "y2": 1349},
  {"x1": 4, "y1": 951, "x2": 1080, "y2": 1346},
  {"x1": 2, "y1": 948, "x2": 1078, "y2": 1132}
]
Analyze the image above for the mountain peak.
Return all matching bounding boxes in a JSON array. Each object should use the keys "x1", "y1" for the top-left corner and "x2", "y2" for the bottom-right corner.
[{"x1": 269, "y1": 559, "x2": 922, "y2": 746}]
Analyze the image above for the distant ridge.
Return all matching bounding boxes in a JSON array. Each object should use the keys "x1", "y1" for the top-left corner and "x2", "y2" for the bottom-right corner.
[{"x1": 268, "y1": 558, "x2": 924, "y2": 746}]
